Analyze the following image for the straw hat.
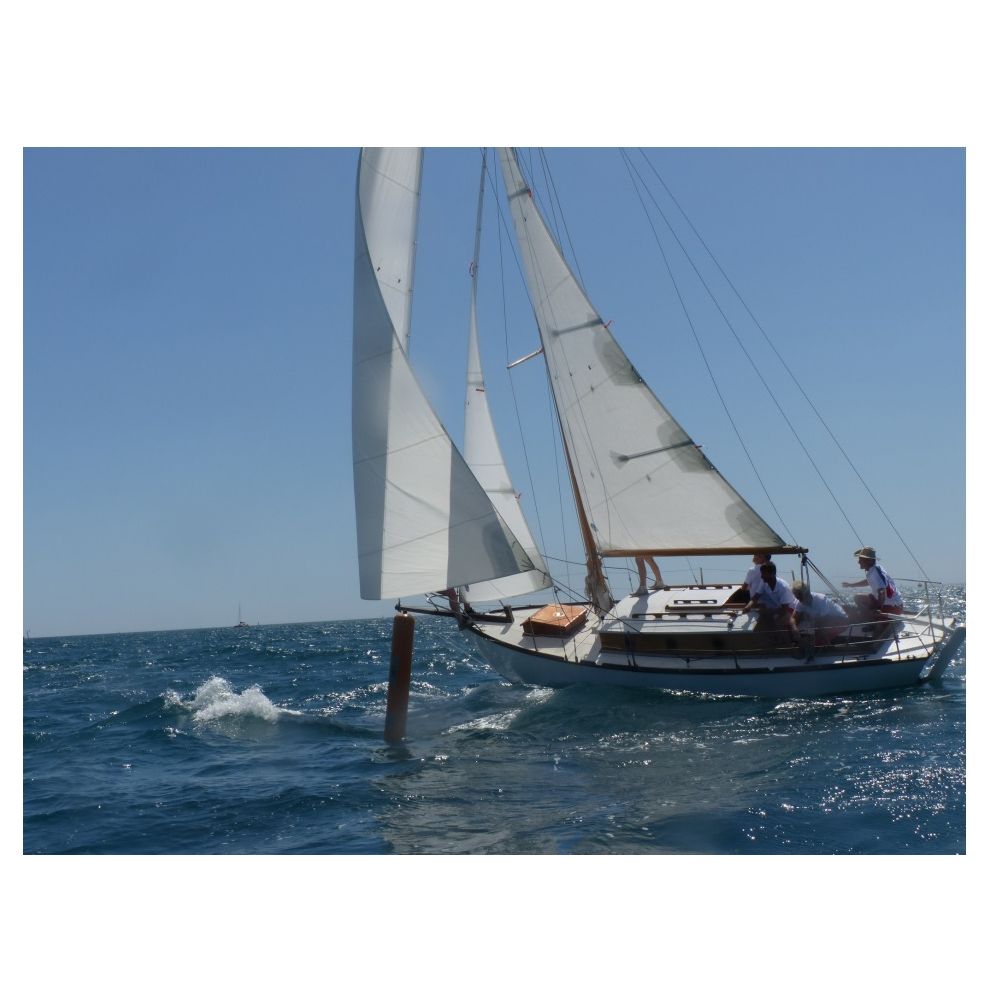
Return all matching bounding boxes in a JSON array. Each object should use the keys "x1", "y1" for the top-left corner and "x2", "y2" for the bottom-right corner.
[{"x1": 854, "y1": 546, "x2": 877, "y2": 561}]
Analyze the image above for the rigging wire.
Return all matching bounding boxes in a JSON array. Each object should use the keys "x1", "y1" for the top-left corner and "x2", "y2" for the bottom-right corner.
[
  {"x1": 804, "y1": 555, "x2": 844, "y2": 599},
  {"x1": 482, "y1": 148, "x2": 571, "y2": 600},
  {"x1": 484, "y1": 151, "x2": 549, "y2": 559},
  {"x1": 617, "y1": 148, "x2": 799, "y2": 544},
  {"x1": 623, "y1": 148, "x2": 890, "y2": 553},
  {"x1": 535, "y1": 150, "x2": 564, "y2": 251},
  {"x1": 635, "y1": 148, "x2": 930, "y2": 582},
  {"x1": 516, "y1": 150, "x2": 644, "y2": 557},
  {"x1": 522, "y1": 148, "x2": 570, "y2": 266},
  {"x1": 536, "y1": 148, "x2": 589, "y2": 292},
  {"x1": 502, "y1": 150, "x2": 629, "y2": 572},
  {"x1": 625, "y1": 149, "x2": 860, "y2": 544}
]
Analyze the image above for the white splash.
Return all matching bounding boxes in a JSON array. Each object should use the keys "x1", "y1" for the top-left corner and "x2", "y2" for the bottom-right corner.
[
  {"x1": 447, "y1": 710, "x2": 521, "y2": 732},
  {"x1": 167, "y1": 677, "x2": 293, "y2": 723},
  {"x1": 524, "y1": 687, "x2": 554, "y2": 705}
]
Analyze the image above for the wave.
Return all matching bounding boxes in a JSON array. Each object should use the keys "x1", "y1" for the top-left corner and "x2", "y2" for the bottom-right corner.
[{"x1": 165, "y1": 676, "x2": 300, "y2": 723}]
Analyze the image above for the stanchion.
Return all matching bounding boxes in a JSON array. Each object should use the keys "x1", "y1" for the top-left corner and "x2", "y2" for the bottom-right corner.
[{"x1": 384, "y1": 612, "x2": 414, "y2": 744}]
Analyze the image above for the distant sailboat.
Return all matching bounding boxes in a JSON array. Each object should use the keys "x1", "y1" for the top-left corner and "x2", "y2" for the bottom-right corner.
[
  {"x1": 233, "y1": 604, "x2": 250, "y2": 629},
  {"x1": 351, "y1": 147, "x2": 964, "y2": 697}
]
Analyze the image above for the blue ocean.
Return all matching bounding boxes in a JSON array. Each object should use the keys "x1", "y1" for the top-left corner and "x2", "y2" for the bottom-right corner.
[{"x1": 23, "y1": 589, "x2": 966, "y2": 854}]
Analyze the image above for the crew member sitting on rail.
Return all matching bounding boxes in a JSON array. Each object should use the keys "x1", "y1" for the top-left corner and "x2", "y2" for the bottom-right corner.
[
  {"x1": 741, "y1": 561, "x2": 799, "y2": 645},
  {"x1": 790, "y1": 580, "x2": 849, "y2": 646},
  {"x1": 842, "y1": 547, "x2": 904, "y2": 620}
]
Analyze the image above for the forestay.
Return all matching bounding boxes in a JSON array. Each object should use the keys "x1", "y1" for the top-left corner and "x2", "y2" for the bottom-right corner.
[
  {"x1": 461, "y1": 158, "x2": 551, "y2": 603},
  {"x1": 497, "y1": 147, "x2": 789, "y2": 557},
  {"x1": 352, "y1": 148, "x2": 534, "y2": 599}
]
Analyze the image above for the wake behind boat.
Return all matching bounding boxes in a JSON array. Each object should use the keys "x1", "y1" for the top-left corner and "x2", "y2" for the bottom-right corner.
[{"x1": 351, "y1": 148, "x2": 964, "y2": 703}]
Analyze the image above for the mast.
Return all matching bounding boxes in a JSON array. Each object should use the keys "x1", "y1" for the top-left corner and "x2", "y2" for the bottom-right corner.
[{"x1": 561, "y1": 431, "x2": 613, "y2": 612}]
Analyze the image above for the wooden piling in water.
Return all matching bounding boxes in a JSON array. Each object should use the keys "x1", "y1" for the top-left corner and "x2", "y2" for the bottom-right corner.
[{"x1": 384, "y1": 612, "x2": 414, "y2": 744}]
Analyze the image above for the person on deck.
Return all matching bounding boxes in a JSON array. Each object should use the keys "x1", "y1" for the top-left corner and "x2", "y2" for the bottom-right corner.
[
  {"x1": 842, "y1": 547, "x2": 904, "y2": 620},
  {"x1": 740, "y1": 561, "x2": 799, "y2": 645},
  {"x1": 740, "y1": 553, "x2": 769, "y2": 602},
  {"x1": 632, "y1": 555, "x2": 664, "y2": 597},
  {"x1": 790, "y1": 580, "x2": 849, "y2": 646}
]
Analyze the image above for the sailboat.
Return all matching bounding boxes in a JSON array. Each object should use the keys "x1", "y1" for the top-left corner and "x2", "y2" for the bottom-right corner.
[
  {"x1": 352, "y1": 148, "x2": 964, "y2": 698},
  {"x1": 233, "y1": 604, "x2": 250, "y2": 629}
]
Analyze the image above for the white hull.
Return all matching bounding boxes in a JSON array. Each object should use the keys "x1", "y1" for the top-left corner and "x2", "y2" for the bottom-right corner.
[
  {"x1": 469, "y1": 630, "x2": 945, "y2": 697},
  {"x1": 461, "y1": 586, "x2": 964, "y2": 698}
]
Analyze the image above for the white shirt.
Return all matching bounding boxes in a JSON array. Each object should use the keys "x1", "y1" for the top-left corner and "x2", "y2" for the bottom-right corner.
[
  {"x1": 867, "y1": 564, "x2": 903, "y2": 607},
  {"x1": 801, "y1": 593, "x2": 848, "y2": 621},
  {"x1": 744, "y1": 565, "x2": 765, "y2": 598},
  {"x1": 757, "y1": 579, "x2": 798, "y2": 611}
]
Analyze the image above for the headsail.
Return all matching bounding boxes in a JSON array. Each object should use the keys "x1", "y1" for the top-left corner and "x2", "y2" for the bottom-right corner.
[
  {"x1": 460, "y1": 156, "x2": 551, "y2": 603},
  {"x1": 352, "y1": 148, "x2": 535, "y2": 600},
  {"x1": 497, "y1": 148, "x2": 791, "y2": 557}
]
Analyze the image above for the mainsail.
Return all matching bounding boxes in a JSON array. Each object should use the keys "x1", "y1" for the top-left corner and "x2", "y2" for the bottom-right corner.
[
  {"x1": 460, "y1": 157, "x2": 551, "y2": 603},
  {"x1": 352, "y1": 148, "x2": 534, "y2": 600},
  {"x1": 497, "y1": 147, "x2": 790, "y2": 558}
]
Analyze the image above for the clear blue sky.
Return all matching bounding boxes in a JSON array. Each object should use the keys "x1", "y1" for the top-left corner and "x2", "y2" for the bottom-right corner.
[{"x1": 23, "y1": 147, "x2": 965, "y2": 636}]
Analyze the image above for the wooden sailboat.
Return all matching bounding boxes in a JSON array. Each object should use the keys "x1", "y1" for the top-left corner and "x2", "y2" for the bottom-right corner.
[{"x1": 351, "y1": 148, "x2": 964, "y2": 698}]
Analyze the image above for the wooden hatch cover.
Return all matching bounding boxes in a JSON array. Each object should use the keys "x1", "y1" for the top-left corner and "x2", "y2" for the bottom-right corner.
[{"x1": 521, "y1": 603, "x2": 589, "y2": 637}]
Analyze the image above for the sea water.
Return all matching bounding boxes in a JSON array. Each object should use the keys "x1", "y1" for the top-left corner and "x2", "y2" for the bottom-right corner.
[{"x1": 23, "y1": 588, "x2": 966, "y2": 854}]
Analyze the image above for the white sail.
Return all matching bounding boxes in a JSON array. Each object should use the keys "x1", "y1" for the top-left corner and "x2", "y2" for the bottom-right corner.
[
  {"x1": 460, "y1": 158, "x2": 551, "y2": 604},
  {"x1": 356, "y1": 148, "x2": 421, "y2": 352},
  {"x1": 497, "y1": 148, "x2": 789, "y2": 557},
  {"x1": 352, "y1": 148, "x2": 535, "y2": 600}
]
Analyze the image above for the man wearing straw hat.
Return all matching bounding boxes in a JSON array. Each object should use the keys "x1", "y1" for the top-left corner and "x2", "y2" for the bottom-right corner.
[{"x1": 842, "y1": 547, "x2": 904, "y2": 619}]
